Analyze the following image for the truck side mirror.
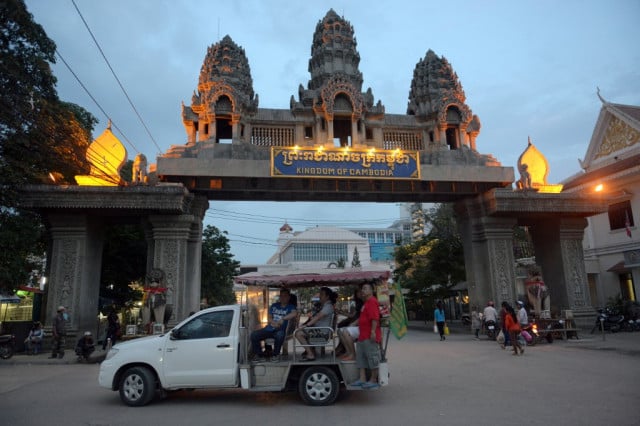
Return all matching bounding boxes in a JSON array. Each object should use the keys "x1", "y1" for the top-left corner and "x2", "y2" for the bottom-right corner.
[{"x1": 170, "y1": 329, "x2": 182, "y2": 340}]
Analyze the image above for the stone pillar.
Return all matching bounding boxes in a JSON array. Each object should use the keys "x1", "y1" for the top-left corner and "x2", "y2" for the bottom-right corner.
[
  {"x1": 530, "y1": 217, "x2": 594, "y2": 326},
  {"x1": 46, "y1": 214, "x2": 104, "y2": 338},
  {"x1": 327, "y1": 119, "x2": 334, "y2": 145},
  {"x1": 231, "y1": 115, "x2": 240, "y2": 142},
  {"x1": 438, "y1": 124, "x2": 447, "y2": 146},
  {"x1": 185, "y1": 121, "x2": 196, "y2": 144},
  {"x1": 457, "y1": 202, "x2": 518, "y2": 309},
  {"x1": 459, "y1": 128, "x2": 468, "y2": 148},
  {"x1": 186, "y1": 195, "x2": 208, "y2": 313},
  {"x1": 469, "y1": 131, "x2": 479, "y2": 151},
  {"x1": 147, "y1": 214, "x2": 196, "y2": 324},
  {"x1": 351, "y1": 118, "x2": 359, "y2": 146}
]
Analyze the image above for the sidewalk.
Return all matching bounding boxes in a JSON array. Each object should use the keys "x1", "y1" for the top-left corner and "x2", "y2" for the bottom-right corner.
[
  {"x1": 408, "y1": 320, "x2": 640, "y2": 356},
  {"x1": 3, "y1": 348, "x2": 107, "y2": 366}
]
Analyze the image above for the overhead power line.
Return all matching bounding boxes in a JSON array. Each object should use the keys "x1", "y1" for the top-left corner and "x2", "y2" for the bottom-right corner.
[
  {"x1": 55, "y1": 49, "x2": 139, "y2": 154},
  {"x1": 71, "y1": 0, "x2": 162, "y2": 154},
  {"x1": 207, "y1": 208, "x2": 399, "y2": 227}
]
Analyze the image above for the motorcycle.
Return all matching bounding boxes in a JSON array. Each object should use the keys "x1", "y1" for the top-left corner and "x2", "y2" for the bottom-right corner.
[
  {"x1": 0, "y1": 334, "x2": 16, "y2": 359},
  {"x1": 590, "y1": 308, "x2": 624, "y2": 334},
  {"x1": 520, "y1": 323, "x2": 538, "y2": 346},
  {"x1": 484, "y1": 320, "x2": 497, "y2": 340}
]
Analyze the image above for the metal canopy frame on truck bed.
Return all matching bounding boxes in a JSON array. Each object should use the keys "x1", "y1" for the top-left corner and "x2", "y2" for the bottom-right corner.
[{"x1": 234, "y1": 269, "x2": 393, "y2": 362}]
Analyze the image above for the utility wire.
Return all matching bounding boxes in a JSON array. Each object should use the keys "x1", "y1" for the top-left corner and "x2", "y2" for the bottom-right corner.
[
  {"x1": 207, "y1": 208, "x2": 399, "y2": 226},
  {"x1": 71, "y1": 0, "x2": 162, "y2": 154},
  {"x1": 55, "y1": 49, "x2": 139, "y2": 154}
]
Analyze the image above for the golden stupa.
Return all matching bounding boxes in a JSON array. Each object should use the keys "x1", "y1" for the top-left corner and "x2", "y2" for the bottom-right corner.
[
  {"x1": 75, "y1": 121, "x2": 127, "y2": 186},
  {"x1": 516, "y1": 137, "x2": 563, "y2": 193}
]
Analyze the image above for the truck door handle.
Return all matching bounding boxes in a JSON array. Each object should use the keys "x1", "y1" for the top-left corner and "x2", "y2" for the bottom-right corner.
[
  {"x1": 166, "y1": 347, "x2": 177, "y2": 352},
  {"x1": 217, "y1": 344, "x2": 230, "y2": 348}
]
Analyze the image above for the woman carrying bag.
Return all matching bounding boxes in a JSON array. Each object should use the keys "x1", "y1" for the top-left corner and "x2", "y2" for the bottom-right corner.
[{"x1": 434, "y1": 300, "x2": 446, "y2": 341}]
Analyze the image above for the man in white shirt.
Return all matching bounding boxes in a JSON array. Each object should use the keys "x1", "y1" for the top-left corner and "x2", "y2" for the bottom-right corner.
[
  {"x1": 483, "y1": 301, "x2": 498, "y2": 323},
  {"x1": 517, "y1": 300, "x2": 528, "y2": 327}
]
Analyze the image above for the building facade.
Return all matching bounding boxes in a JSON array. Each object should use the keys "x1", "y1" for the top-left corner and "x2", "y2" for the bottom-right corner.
[{"x1": 563, "y1": 95, "x2": 640, "y2": 307}]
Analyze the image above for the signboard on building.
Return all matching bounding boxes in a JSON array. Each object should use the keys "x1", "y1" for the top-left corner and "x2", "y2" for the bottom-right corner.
[{"x1": 271, "y1": 147, "x2": 420, "y2": 179}]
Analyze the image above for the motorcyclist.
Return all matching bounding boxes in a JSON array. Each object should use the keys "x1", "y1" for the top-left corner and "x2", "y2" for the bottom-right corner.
[
  {"x1": 75, "y1": 331, "x2": 95, "y2": 362},
  {"x1": 483, "y1": 301, "x2": 498, "y2": 323},
  {"x1": 482, "y1": 301, "x2": 498, "y2": 338}
]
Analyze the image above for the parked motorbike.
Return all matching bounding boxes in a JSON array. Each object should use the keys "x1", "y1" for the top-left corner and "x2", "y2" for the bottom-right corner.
[
  {"x1": 484, "y1": 320, "x2": 497, "y2": 340},
  {"x1": 521, "y1": 323, "x2": 539, "y2": 346},
  {"x1": 590, "y1": 308, "x2": 624, "y2": 334},
  {"x1": 0, "y1": 334, "x2": 16, "y2": 359}
]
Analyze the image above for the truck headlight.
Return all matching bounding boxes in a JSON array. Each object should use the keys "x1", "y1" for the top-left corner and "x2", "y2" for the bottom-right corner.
[{"x1": 105, "y1": 348, "x2": 119, "y2": 360}]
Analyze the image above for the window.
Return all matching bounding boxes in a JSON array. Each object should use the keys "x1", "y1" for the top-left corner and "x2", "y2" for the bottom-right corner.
[
  {"x1": 292, "y1": 243, "x2": 347, "y2": 262},
  {"x1": 177, "y1": 310, "x2": 233, "y2": 339},
  {"x1": 608, "y1": 200, "x2": 634, "y2": 231}
]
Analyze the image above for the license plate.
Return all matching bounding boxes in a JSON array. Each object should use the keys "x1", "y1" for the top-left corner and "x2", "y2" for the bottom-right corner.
[{"x1": 488, "y1": 325, "x2": 495, "y2": 330}]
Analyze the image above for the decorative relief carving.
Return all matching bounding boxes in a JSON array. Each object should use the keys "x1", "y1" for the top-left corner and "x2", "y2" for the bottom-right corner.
[
  {"x1": 489, "y1": 239, "x2": 514, "y2": 303},
  {"x1": 320, "y1": 74, "x2": 364, "y2": 118},
  {"x1": 595, "y1": 116, "x2": 640, "y2": 159},
  {"x1": 561, "y1": 239, "x2": 588, "y2": 308},
  {"x1": 58, "y1": 239, "x2": 77, "y2": 311},
  {"x1": 162, "y1": 240, "x2": 179, "y2": 304}
]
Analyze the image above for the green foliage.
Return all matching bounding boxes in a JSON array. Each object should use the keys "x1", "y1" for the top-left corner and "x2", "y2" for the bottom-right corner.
[
  {"x1": 0, "y1": 1, "x2": 96, "y2": 292},
  {"x1": 393, "y1": 204, "x2": 465, "y2": 303},
  {"x1": 201, "y1": 225, "x2": 240, "y2": 307},
  {"x1": 99, "y1": 225, "x2": 146, "y2": 309},
  {"x1": 351, "y1": 247, "x2": 361, "y2": 267},
  {"x1": 0, "y1": 209, "x2": 45, "y2": 292}
]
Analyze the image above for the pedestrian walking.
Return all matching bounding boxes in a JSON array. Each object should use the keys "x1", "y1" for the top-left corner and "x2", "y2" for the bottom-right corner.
[
  {"x1": 434, "y1": 300, "x2": 446, "y2": 341},
  {"x1": 49, "y1": 306, "x2": 67, "y2": 359}
]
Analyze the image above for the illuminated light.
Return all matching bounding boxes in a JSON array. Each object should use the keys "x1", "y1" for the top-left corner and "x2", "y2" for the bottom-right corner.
[
  {"x1": 317, "y1": 146, "x2": 324, "y2": 152},
  {"x1": 595, "y1": 184, "x2": 603, "y2": 192},
  {"x1": 75, "y1": 123, "x2": 127, "y2": 186},
  {"x1": 368, "y1": 148, "x2": 376, "y2": 154},
  {"x1": 48, "y1": 173, "x2": 56, "y2": 183},
  {"x1": 293, "y1": 145, "x2": 300, "y2": 151},
  {"x1": 209, "y1": 179, "x2": 222, "y2": 189}
]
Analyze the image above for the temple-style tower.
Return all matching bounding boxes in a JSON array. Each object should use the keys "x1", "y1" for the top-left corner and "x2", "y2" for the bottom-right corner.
[
  {"x1": 407, "y1": 50, "x2": 480, "y2": 150},
  {"x1": 181, "y1": 35, "x2": 258, "y2": 144},
  {"x1": 169, "y1": 8, "x2": 491, "y2": 160}
]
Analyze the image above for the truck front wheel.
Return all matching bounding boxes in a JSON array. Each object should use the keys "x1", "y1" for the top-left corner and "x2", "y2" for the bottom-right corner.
[
  {"x1": 298, "y1": 366, "x2": 339, "y2": 406},
  {"x1": 119, "y1": 366, "x2": 156, "y2": 406}
]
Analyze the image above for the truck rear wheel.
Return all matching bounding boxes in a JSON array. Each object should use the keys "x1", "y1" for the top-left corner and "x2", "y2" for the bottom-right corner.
[
  {"x1": 119, "y1": 366, "x2": 156, "y2": 406},
  {"x1": 298, "y1": 366, "x2": 339, "y2": 406}
]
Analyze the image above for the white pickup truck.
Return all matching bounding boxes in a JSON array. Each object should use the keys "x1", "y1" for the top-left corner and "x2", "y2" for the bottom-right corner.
[{"x1": 98, "y1": 303, "x2": 390, "y2": 406}]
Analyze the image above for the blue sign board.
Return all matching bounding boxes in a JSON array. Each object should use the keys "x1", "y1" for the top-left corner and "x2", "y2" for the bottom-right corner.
[{"x1": 271, "y1": 147, "x2": 420, "y2": 179}]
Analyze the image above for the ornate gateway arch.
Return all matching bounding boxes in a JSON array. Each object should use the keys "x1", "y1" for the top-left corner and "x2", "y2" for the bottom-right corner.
[{"x1": 20, "y1": 9, "x2": 607, "y2": 337}]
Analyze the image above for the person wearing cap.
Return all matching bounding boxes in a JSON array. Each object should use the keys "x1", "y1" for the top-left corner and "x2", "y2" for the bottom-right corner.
[
  {"x1": 75, "y1": 331, "x2": 95, "y2": 362},
  {"x1": 517, "y1": 300, "x2": 529, "y2": 328},
  {"x1": 49, "y1": 306, "x2": 67, "y2": 359}
]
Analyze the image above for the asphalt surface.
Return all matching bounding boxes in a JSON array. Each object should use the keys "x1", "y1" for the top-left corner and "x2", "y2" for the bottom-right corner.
[{"x1": 1, "y1": 322, "x2": 639, "y2": 426}]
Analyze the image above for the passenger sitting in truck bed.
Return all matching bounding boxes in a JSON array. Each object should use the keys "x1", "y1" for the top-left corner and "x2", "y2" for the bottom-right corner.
[
  {"x1": 295, "y1": 287, "x2": 336, "y2": 361},
  {"x1": 251, "y1": 288, "x2": 297, "y2": 361}
]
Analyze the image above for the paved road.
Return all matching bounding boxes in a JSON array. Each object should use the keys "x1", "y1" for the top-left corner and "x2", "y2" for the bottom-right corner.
[{"x1": 1, "y1": 328, "x2": 639, "y2": 426}]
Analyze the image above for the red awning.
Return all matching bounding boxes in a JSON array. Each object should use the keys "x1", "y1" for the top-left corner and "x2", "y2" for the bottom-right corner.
[
  {"x1": 234, "y1": 270, "x2": 390, "y2": 289},
  {"x1": 607, "y1": 261, "x2": 630, "y2": 273}
]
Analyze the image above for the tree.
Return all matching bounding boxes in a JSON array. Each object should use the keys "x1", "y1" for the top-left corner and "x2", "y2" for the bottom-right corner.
[
  {"x1": 393, "y1": 204, "x2": 465, "y2": 315},
  {"x1": 351, "y1": 247, "x2": 361, "y2": 268},
  {"x1": 0, "y1": 1, "x2": 95, "y2": 292},
  {"x1": 99, "y1": 225, "x2": 146, "y2": 310},
  {"x1": 201, "y1": 225, "x2": 240, "y2": 307}
]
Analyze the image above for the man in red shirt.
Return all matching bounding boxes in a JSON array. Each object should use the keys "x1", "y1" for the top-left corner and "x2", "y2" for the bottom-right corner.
[{"x1": 350, "y1": 283, "x2": 381, "y2": 390}]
